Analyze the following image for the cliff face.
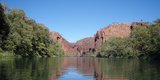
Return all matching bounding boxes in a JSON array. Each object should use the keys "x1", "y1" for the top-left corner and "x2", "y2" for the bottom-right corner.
[
  {"x1": 49, "y1": 32, "x2": 78, "y2": 54},
  {"x1": 94, "y1": 22, "x2": 149, "y2": 50},
  {"x1": 49, "y1": 22, "x2": 149, "y2": 54},
  {"x1": 94, "y1": 23, "x2": 131, "y2": 50},
  {"x1": 75, "y1": 37, "x2": 95, "y2": 54},
  {"x1": 49, "y1": 32, "x2": 96, "y2": 54}
]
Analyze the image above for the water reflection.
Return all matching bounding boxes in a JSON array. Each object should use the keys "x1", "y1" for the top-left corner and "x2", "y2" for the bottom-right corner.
[
  {"x1": 58, "y1": 57, "x2": 96, "y2": 80},
  {"x1": 0, "y1": 57, "x2": 160, "y2": 80}
]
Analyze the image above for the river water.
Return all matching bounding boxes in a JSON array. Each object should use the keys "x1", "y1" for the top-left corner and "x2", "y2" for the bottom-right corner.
[{"x1": 0, "y1": 57, "x2": 160, "y2": 80}]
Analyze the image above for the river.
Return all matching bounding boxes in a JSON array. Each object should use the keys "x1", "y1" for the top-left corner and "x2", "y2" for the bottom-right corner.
[{"x1": 0, "y1": 57, "x2": 160, "y2": 80}]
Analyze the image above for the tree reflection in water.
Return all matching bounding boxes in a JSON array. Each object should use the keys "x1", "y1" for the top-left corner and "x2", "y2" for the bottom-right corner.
[{"x1": 0, "y1": 57, "x2": 160, "y2": 80}]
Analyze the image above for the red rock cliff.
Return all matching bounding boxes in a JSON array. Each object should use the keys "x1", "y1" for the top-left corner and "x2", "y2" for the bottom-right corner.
[
  {"x1": 49, "y1": 22, "x2": 149, "y2": 54},
  {"x1": 94, "y1": 22, "x2": 149, "y2": 50},
  {"x1": 94, "y1": 23, "x2": 131, "y2": 50},
  {"x1": 49, "y1": 32, "x2": 78, "y2": 54},
  {"x1": 75, "y1": 37, "x2": 95, "y2": 54}
]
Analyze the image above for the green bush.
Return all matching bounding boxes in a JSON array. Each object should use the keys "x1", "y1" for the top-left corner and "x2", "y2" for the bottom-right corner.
[{"x1": 99, "y1": 37, "x2": 137, "y2": 58}]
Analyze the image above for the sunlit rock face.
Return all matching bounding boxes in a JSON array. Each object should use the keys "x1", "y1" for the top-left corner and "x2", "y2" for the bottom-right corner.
[
  {"x1": 49, "y1": 32, "x2": 78, "y2": 54},
  {"x1": 49, "y1": 32, "x2": 96, "y2": 54},
  {"x1": 49, "y1": 22, "x2": 150, "y2": 54},
  {"x1": 94, "y1": 22, "x2": 149, "y2": 51},
  {"x1": 94, "y1": 23, "x2": 131, "y2": 50},
  {"x1": 75, "y1": 37, "x2": 95, "y2": 54}
]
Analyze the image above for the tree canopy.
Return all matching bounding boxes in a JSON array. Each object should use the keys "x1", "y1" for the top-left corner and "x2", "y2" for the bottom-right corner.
[{"x1": 0, "y1": 3, "x2": 63, "y2": 57}]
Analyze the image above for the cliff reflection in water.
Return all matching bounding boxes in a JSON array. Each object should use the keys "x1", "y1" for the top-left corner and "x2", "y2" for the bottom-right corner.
[
  {"x1": 56, "y1": 57, "x2": 129, "y2": 80},
  {"x1": 0, "y1": 57, "x2": 160, "y2": 80}
]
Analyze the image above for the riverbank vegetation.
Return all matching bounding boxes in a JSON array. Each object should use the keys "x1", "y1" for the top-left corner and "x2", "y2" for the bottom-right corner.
[
  {"x1": 0, "y1": 3, "x2": 63, "y2": 57},
  {"x1": 98, "y1": 19, "x2": 160, "y2": 60}
]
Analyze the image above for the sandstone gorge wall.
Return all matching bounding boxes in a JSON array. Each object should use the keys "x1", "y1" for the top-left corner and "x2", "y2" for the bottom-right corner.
[
  {"x1": 94, "y1": 23, "x2": 131, "y2": 50},
  {"x1": 94, "y1": 22, "x2": 149, "y2": 50},
  {"x1": 49, "y1": 22, "x2": 149, "y2": 54},
  {"x1": 75, "y1": 37, "x2": 95, "y2": 54},
  {"x1": 49, "y1": 32, "x2": 78, "y2": 54}
]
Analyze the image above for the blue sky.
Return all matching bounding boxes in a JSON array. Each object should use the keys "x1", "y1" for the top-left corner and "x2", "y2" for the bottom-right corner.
[{"x1": 0, "y1": 0, "x2": 160, "y2": 42}]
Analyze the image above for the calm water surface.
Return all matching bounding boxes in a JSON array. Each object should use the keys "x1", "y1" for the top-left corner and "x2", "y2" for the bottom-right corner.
[{"x1": 0, "y1": 57, "x2": 160, "y2": 80}]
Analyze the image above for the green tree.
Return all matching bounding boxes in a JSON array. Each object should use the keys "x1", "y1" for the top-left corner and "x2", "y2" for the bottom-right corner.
[
  {"x1": 0, "y1": 3, "x2": 64, "y2": 57},
  {"x1": 0, "y1": 3, "x2": 10, "y2": 48}
]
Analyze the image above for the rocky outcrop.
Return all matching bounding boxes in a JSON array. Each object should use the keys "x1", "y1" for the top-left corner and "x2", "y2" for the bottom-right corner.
[
  {"x1": 94, "y1": 22, "x2": 149, "y2": 50},
  {"x1": 49, "y1": 22, "x2": 150, "y2": 54},
  {"x1": 75, "y1": 37, "x2": 96, "y2": 54},
  {"x1": 94, "y1": 23, "x2": 131, "y2": 50},
  {"x1": 49, "y1": 32, "x2": 78, "y2": 54},
  {"x1": 49, "y1": 32, "x2": 96, "y2": 54}
]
